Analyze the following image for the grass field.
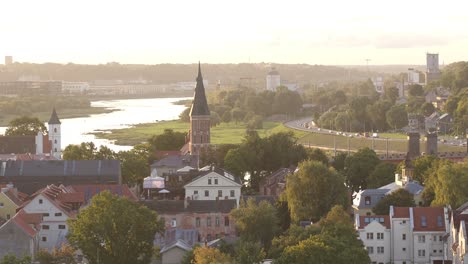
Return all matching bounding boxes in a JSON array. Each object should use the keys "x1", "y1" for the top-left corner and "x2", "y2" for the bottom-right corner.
[
  {"x1": 0, "y1": 107, "x2": 115, "y2": 126},
  {"x1": 92, "y1": 121, "x2": 307, "y2": 146}
]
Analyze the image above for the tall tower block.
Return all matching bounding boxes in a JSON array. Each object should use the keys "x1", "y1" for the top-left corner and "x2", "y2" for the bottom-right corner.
[
  {"x1": 266, "y1": 67, "x2": 281, "y2": 91},
  {"x1": 48, "y1": 108, "x2": 62, "y2": 159},
  {"x1": 189, "y1": 63, "x2": 210, "y2": 155},
  {"x1": 425, "y1": 53, "x2": 440, "y2": 84}
]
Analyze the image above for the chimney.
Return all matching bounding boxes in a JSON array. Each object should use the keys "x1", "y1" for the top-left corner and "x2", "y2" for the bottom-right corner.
[
  {"x1": 407, "y1": 132, "x2": 420, "y2": 159},
  {"x1": 425, "y1": 132, "x2": 438, "y2": 156},
  {"x1": 184, "y1": 196, "x2": 191, "y2": 209}
]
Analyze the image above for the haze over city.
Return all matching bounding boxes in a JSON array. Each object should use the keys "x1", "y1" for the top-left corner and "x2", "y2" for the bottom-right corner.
[{"x1": 2, "y1": 0, "x2": 468, "y2": 65}]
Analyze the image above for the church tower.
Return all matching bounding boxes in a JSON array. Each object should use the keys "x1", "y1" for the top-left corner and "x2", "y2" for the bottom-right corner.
[
  {"x1": 189, "y1": 62, "x2": 210, "y2": 155},
  {"x1": 48, "y1": 108, "x2": 62, "y2": 159}
]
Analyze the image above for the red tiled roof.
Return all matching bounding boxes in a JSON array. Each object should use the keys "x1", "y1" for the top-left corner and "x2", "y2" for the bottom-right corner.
[
  {"x1": 413, "y1": 207, "x2": 445, "y2": 232},
  {"x1": 11, "y1": 210, "x2": 42, "y2": 237},
  {"x1": 66, "y1": 184, "x2": 137, "y2": 202},
  {"x1": 3, "y1": 188, "x2": 23, "y2": 206},
  {"x1": 359, "y1": 215, "x2": 390, "y2": 229},
  {"x1": 393, "y1": 207, "x2": 410, "y2": 218},
  {"x1": 57, "y1": 192, "x2": 85, "y2": 203}
]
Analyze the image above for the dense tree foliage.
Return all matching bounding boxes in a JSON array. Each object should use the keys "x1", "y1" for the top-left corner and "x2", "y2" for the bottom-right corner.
[
  {"x1": 444, "y1": 89, "x2": 468, "y2": 133},
  {"x1": 269, "y1": 225, "x2": 321, "y2": 259},
  {"x1": 440, "y1": 61, "x2": 468, "y2": 93},
  {"x1": 344, "y1": 148, "x2": 381, "y2": 193},
  {"x1": 411, "y1": 155, "x2": 438, "y2": 185},
  {"x1": 191, "y1": 247, "x2": 233, "y2": 264},
  {"x1": 67, "y1": 191, "x2": 164, "y2": 264},
  {"x1": 386, "y1": 104, "x2": 408, "y2": 130},
  {"x1": 230, "y1": 198, "x2": 280, "y2": 250},
  {"x1": 0, "y1": 255, "x2": 31, "y2": 264},
  {"x1": 0, "y1": 96, "x2": 90, "y2": 116},
  {"x1": 36, "y1": 244, "x2": 77, "y2": 264},
  {"x1": 373, "y1": 189, "x2": 416, "y2": 215},
  {"x1": 5, "y1": 116, "x2": 47, "y2": 136},
  {"x1": 286, "y1": 160, "x2": 348, "y2": 222},
  {"x1": 367, "y1": 162, "x2": 397, "y2": 188},
  {"x1": 148, "y1": 129, "x2": 186, "y2": 151}
]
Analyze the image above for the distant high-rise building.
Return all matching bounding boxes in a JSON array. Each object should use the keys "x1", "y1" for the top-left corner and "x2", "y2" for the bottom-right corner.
[
  {"x1": 266, "y1": 67, "x2": 281, "y2": 91},
  {"x1": 425, "y1": 53, "x2": 441, "y2": 84},
  {"x1": 4, "y1": 56, "x2": 13, "y2": 65}
]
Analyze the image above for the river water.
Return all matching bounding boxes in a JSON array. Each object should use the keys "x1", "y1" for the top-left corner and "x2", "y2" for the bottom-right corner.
[{"x1": 0, "y1": 97, "x2": 190, "y2": 152}]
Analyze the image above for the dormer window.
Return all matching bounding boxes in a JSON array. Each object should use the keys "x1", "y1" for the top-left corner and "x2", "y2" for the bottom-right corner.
[
  {"x1": 437, "y1": 215, "x2": 443, "y2": 227},
  {"x1": 364, "y1": 196, "x2": 371, "y2": 205},
  {"x1": 208, "y1": 178, "x2": 212, "y2": 185},
  {"x1": 421, "y1": 216, "x2": 427, "y2": 227},
  {"x1": 214, "y1": 178, "x2": 218, "y2": 185},
  {"x1": 39, "y1": 199, "x2": 43, "y2": 204}
]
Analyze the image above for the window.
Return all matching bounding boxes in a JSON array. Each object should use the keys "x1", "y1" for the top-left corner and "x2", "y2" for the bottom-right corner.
[
  {"x1": 39, "y1": 199, "x2": 43, "y2": 204},
  {"x1": 54, "y1": 139, "x2": 57, "y2": 144},
  {"x1": 214, "y1": 178, "x2": 218, "y2": 185},
  {"x1": 42, "y1": 236, "x2": 47, "y2": 242},
  {"x1": 437, "y1": 215, "x2": 443, "y2": 227},
  {"x1": 43, "y1": 213, "x2": 49, "y2": 217},
  {"x1": 224, "y1": 216, "x2": 230, "y2": 226},
  {"x1": 208, "y1": 178, "x2": 212, "y2": 185},
  {"x1": 403, "y1": 262, "x2": 406, "y2": 264},
  {"x1": 402, "y1": 234, "x2": 406, "y2": 240},
  {"x1": 42, "y1": 225, "x2": 50, "y2": 230},
  {"x1": 421, "y1": 216, "x2": 427, "y2": 227},
  {"x1": 377, "y1": 247, "x2": 384, "y2": 254},
  {"x1": 55, "y1": 212, "x2": 62, "y2": 217},
  {"x1": 366, "y1": 233, "x2": 374, "y2": 240},
  {"x1": 418, "y1": 235, "x2": 425, "y2": 243},
  {"x1": 54, "y1": 128, "x2": 57, "y2": 133},
  {"x1": 215, "y1": 217, "x2": 220, "y2": 227},
  {"x1": 402, "y1": 220, "x2": 406, "y2": 224},
  {"x1": 54, "y1": 148, "x2": 57, "y2": 152},
  {"x1": 365, "y1": 196, "x2": 371, "y2": 205},
  {"x1": 196, "y1": 217, "x2": 200, "y2": 227},
  {"x1": 194, "y1": 190, "x2": 198, "y2": 195},
  {"x1": 207, "y1": 217, "x2": 211, "y2": 227},
  {"x1": 418, "y1": 249, "x2": 425, "y2": 257},
  {"x1": 230, "y1": 190, "x2": 235, "y2": 197},
  {"x1": 0, "y1": 202, "x2": 3, "y2": 207},
  {"x1": 377, "y1": 233, "x2": 384, "y2": 240},
  {"x1": 433, "y1": 250, "x2": 437, "y2": 253},
  {"x1": 367, "y1": 247, "x2": 374, "y2": 254},
  {"x1": 205, "y1": 190, "x2": 209, "y2": 197},
  {"x1": 218, "y1": 190, "x2": 222, "y2": 197},
  {"x1": 171, "y1": 218, "x2": 177, "y2": 227},
  {"x1": 439, "y1": 236, "x2": 443, "y2": 242},
  {"x1": 58, "y1": 225, "x2": 66, "y2": 230},
  {"x1": 402, "y1": 247, "x2": 406, "y2": 251}
]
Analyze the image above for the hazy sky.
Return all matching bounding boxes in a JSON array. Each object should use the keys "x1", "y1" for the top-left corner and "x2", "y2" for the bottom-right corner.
[{"x1": 2, "y1": 0, "x2": 468, "y2": 65}]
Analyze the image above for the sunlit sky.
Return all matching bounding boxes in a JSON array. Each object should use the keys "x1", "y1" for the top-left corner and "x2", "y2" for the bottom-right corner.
[{"x1": 1, "y1": 0, "x2": 468, "y2": 65}]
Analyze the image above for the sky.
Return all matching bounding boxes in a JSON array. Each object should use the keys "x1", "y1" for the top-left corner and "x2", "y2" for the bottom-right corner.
[{"x1": 1, "y1": 0, "x2": 468, "y2": 65}]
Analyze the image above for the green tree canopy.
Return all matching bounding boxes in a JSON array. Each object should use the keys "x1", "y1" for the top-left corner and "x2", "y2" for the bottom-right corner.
[
  {"x1": 373, "y1": 189, "x2": 416, "y2": 215},
  {"x1": 386, "y1": 104, "x2": 408, "y2": 129},
  {"x1": 148, "y1": 129, "x2": 186, "y2": 151},
  {"x1": 426, "y1": 160, "x2": 468, "y2": 208},
  {"x1": 192, "y1": 247, "x2": 233, "y2": 264},
  {"x1": 67, "y1": 191, "x2": 164, "y2": 264},
  {"x1": 5, "y1": 116, "x2": 47, "y2": 136},
  {"x1": 344, "y1": 147, "x2": 381, "y2": 193},
  {"x1": 367, "y1": 162, "x2": 396, "y2": 188},
  {"x1": 286, "y1": 160, "x2": 348, "y2": 222},
  {"x1": 230, "y1": 198, "x2": 279, "y2": 250}
]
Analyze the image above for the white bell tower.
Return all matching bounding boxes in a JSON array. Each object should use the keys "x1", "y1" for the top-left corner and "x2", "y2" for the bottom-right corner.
[{"x1": 48, "y1": 108, "x2": 62, "y2": 159}]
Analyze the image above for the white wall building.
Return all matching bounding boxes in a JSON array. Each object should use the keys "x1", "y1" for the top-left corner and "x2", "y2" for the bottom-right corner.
[
  {"x1": 266, "y1": 68, "x2": 281, "y2": 92},
  {"x1": 356, "y1": 215, "x2": 391, "y2": 264},
  {"x1": 62, "y1": 81, "x2": 89, "y2": 94},
  {"x1": 47, "y1": 108, "x2": 62, "y2": 159},
  {"x1": 184, "y1": 169, "x2": 242, "y2": 207}
]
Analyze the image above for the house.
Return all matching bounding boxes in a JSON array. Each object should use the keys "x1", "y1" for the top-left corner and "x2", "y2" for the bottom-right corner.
[
  {"x1": 437, "y1": 113, "x2": 453, "y2": 134},
  {"x1": 0, "y1": 159, "x2": 122, "y2": 195},
  {"x1": 157, "y1": 229, "x2": 199, "y2": 264},
  {"x1": 0, "y1": 210, "x2": 42, "y2": 259},
  {"x1": 64, "y1": 184, "x2": 137, "y2": 204},
  {"x1": 184, "y1": 167, "x2": 242, "y2": 206},
  {"x1": 450, "y1": 202, "x2": 468, "y2": 264},
  {"x1": 150, "y1": 154, "x2": 198, "y2": 177},
  {"x1": 20, "y1": 185, "x2": 84, "y2": 251},
  {"x1": 390, "y1": 206, "x2": 449, "y2": 264},
  {"x1": 353, "y1": 189, "x2": 388, "y2": 216},
  {"x1": 0, "y1": 184, "x2": 26, "y2": 221},
  {"x1": 355, "y1": 215, "x2": 391, "y2": 264},
  {"x1": 143, "y1": 199, "x2": 237, "y2": 243},
  {"x1": 259, "y1": 168, "x2": 291, "y2": 197}
]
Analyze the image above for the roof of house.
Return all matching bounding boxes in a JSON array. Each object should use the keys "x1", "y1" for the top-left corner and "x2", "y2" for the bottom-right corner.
[
  {"x1": 392, "y1": 207, "x2": 410, "y2": 218},
  {"x1": 48, "y1": 108, "x2": 61, "y2": 125},
  {"x1": 186, "y1": 167, "x2": 242, "y2": 186},
  {"x1": 157, "y1": 229, "x2": 199, "y2": 249},
  {"x1": 438, "y1": 113, "x2": 452, "y2": 121},
  {"x1": 9, "y1": 210, "x2": 42, "y2": 237},
  {"x1": 355, "y1": 189, "x2": 389, "y2": 209},
  {"x1": 2, "y1": 159, "x2": 120, "y2": 177},
  {"x1": 0, "y1": 153, "x2": 58, "y2": 161},
  {"x1": 261, "y1": 168, "x2": 291, "y2": 187},
  {"x1": 0, "y1": 136, "x2": 36, "y2": 154},
  {"x1": 25, "y1": 185, "x2": 80, "y2": 217},
  {"x1": 142, "y1": 199, "x2": 237, "y2": 214},
  {"x1": 379, "y1": 181, "x2": 424, "y2": 195},
  {"x1": 413, "y1": 207, "x2": 446, "y2": 232},
  {"x1": 189, "y1": 62, "x2": 210, "y2": 116},
  {"x1": 358, "y1": 215, "x2": 390, "y2": 229},
  {"x1": 2, "y1": 188, "x2": 24, "y2": 206},
  {"x1": 151, "y1": 154, "x2": 198, "y2": 169},
  {"x1": 65, "y1": 184, "x2": 137, "y2": 202},
  {"x1": 160, "y1": 239, "x2": 192, "y2": 254}
]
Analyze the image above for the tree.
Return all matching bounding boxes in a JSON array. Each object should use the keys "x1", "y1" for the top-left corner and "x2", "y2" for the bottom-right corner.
[
  {"x1": 306, "y1": 148, "x2": 329, "y2": 165},
  {"x1": 63, "y1": 142, "x2": 99, "y2": 160},
  {"x1": 269, "y1": 224, "x2": 321, "y2": 259},
  {"x1": 5, "y1": 116, "x2": 47, "y2": 136},
  {"x1": 344, "y1": 148, "x2": 381, "y2": 193},
  {"x1": 118, "y1": 145, "x2": 152, "y2": 186},
  {"x1": 179, "y1": 107, "x2": 190, "y2": 122},
  {"x1": 36, "y1": 244, "x2": 77, "y2": 264},
  {"x1": 192, "y1": 247, "x2": 233, "y2": 264},
  {"x1": 421, "y1": 102, "x2": 436, "y2": 117},
  {"x1": 272, "y1": 86, "x2": 302, "y2": 116},
  {"x1": 221, "y1": 111, "x2": 231, "y2": 123},
  {"x1": 426, "y1": 161, "x2": 468, "y2": 208},
  {"x1": 148, "y1": 129, "x2": 186, "y2": 151},
  {"x1": 67, "y1": 191, "x2": 164, "y2": 264},
  {"x1": 412, "y1": 155, "x2": 438, "y2": 185},
  {"x1": 386, "y1": 104, "x2": 408, "y2": 130},
  {"x1": 275, "y1": 236, "x2": 332, "y2": 264},
  {"x1": 0, "y1": 255, "x2": 31, "y2": 264},
  {"x1": 408, "y1": 84, "x2": 424, "y2": 97},
  {"x1": 286, "y1": 160, "x2": 348, "y2": 222},
  {"x1": 384, "y1": 86, "x2": 399, "y2": 103},
  {"x1": 230, "y1": 107, "x2": 246, "y2": 124},
  {"x1": 367, "y1": 162, "x2": 396, "y2": 188},
  {"x1": 373, "y1": 189, "x2": 416, "y2": 215},
  {"x1": 366, "y1": 100, "x2": 392, "y2": 132},
  {"x1": 210, "y1": 111, "x2": 221, "y2": 127},
  {"x1": 234, "y1": 240, "x2": 266, "y2": 264},
  {"x1": 230, "y1": 198, "x2": 279, "y2": 250}
]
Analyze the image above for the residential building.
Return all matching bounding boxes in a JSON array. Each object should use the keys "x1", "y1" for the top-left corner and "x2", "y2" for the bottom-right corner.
[
  {"x1": 64, "y1": 184, "x2": 137, "y2": 204},
  {"x1": 355, "y1": 215, "x2": 391, "y2": 264},
  {"x1": 0, "y1": 184, "x2": 26, "y2": 220},
  {"x1": 259, "y1": 168, "x2": 292, "y2": 197},
  {"x1": 450, "y1": 202, "x2": 468, "y2": 264},
  {"x1": 0, "y1": 159, "x2": 121, "y2": 195},
  {"x1": 0, "y1": 210, "x2": 42, "y2": 259},
  {"x1": 408, "y1": 114, "x2": 425, "y2": 132},
  {"x1": 143, "y1": 199, "x2": 237, "y2": 243},
  {"x1": 266, "y1": 68, "x2": 281, "y2": 91},
  {"x1": 426, "y1": 112, "x2": 441, "y2": 131},
  {"x1": 184, "y1": 168, "x2": 242, "y2": 206},
  {"x1": 61, "y1": 81, "x2": 89, "y2": 94},
  {"x1": 150, "y1": 154, "x2": 198, "y2": 177},
  {"x1": 157, "y1": 229, "x2": 199, "y2": 264}
]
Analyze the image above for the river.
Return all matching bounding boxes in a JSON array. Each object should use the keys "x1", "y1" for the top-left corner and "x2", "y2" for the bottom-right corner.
[{"x1": 0, "y1": 97, "x2": 190, "y2": 152}]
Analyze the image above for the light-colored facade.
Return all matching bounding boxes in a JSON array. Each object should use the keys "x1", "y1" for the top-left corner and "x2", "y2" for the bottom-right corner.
[
  {"x1": 356, "y1": 215, "x2": 391, "y2": 264},
  {"x1": 0, "y1": 185, "x2": 22, "y2": 220},
  {"x1": 266, "y1": 69, "x2": 281, "y2": 91},
  {"x1": 184, "y1": 170, "x2": 242, "y2": 206},
  {"x1": 62, "y1": 81, "x2": 89, "y2": 94}
]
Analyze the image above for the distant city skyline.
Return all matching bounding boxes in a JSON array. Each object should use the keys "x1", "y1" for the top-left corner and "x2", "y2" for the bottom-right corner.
[{"x1": 1, "y1": 0, "x2": 468, "y2": 65}]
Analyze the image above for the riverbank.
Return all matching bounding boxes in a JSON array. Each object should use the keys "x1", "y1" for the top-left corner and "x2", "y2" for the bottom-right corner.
[
  {"x1": 92, "y1": 120, "x2": 307, "y2": 146},
  {"x1": 0, "y1": 107, "x2": 116, "y2": 126}
]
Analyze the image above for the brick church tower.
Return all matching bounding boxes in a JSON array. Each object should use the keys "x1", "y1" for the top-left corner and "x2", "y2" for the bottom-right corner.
[{"x1": 189, "y1": 63, "x2": 210, "y2": 155}]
